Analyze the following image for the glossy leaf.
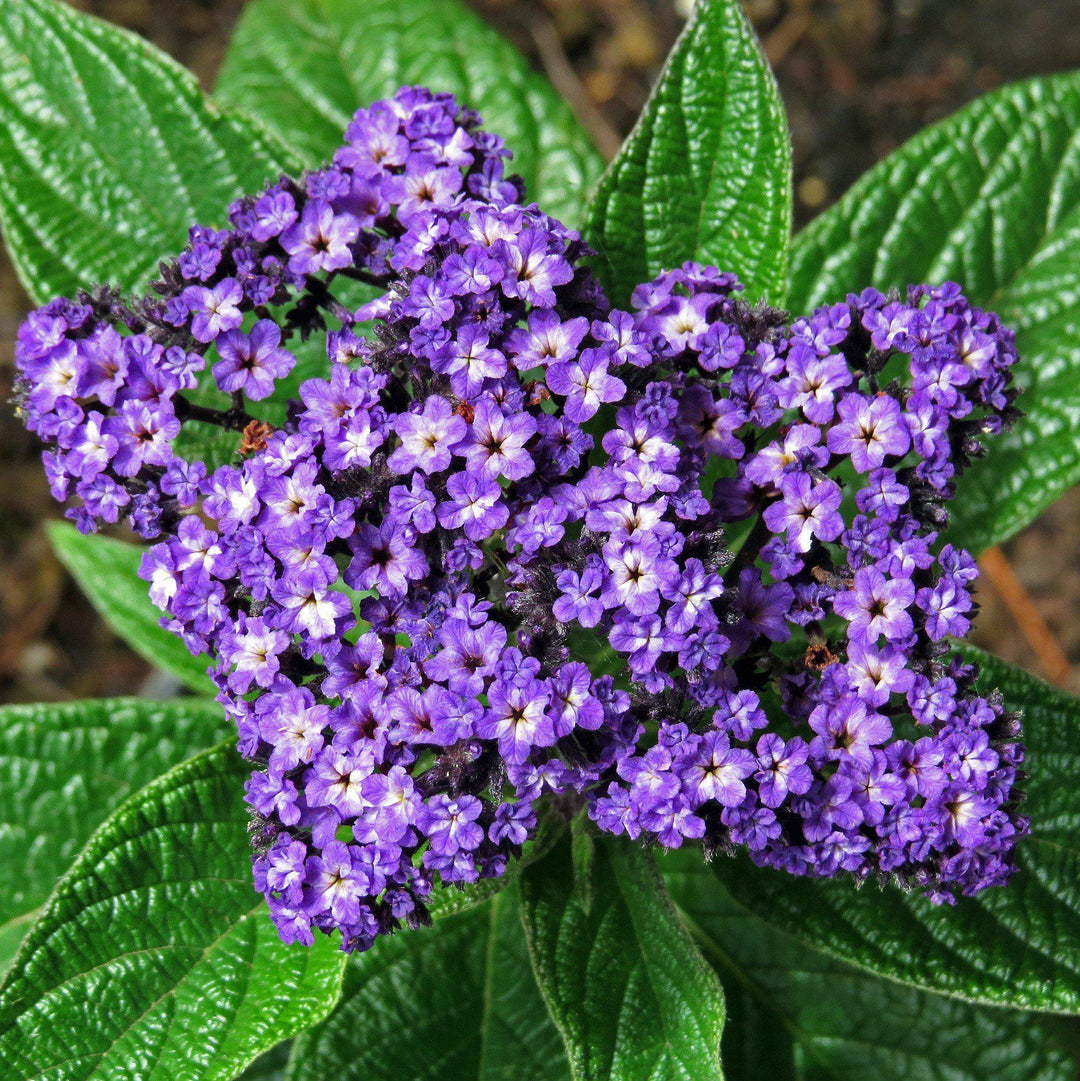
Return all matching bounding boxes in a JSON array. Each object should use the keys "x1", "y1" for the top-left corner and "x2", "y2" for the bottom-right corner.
[
  {"x1": 216, "y1": 0, "x2": 604, "y2": 227},
  {"x1": 714, "y1": 646, "x2": 1080, "y2": 1014},
  {"x1": 664, "y1": 850, "x2": 1078, "y2": 1081},
  {"x1": 788, "y1": 72, "x2": 1080, "y2": 550},
  {"x1": 520, "y1": 835, "x2": 725, "y2": 1081},
  {"x1": 584, "y1": 0, "x2": 791, "y2": 306},
  {"x1": 48, "y1": 521, "x2": 213, "y2": 696},
  {"x1": 0, "y1": 696, "x2": 228, "y2": 972},
  {"x1": 0, "y1": 0, "x2": 295, "y2": 304},
  {"x1": 288, "y1": 886, "x2": 568, "y2": 1081},
  {"x1": 0, "y1": 745, "x2": 346, "y2": 1080}
]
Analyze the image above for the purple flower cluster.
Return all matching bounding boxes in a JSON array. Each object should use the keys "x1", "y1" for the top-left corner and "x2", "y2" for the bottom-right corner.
[
  {"x1": 14, "y1": 87, "x2": 1028, "y2": 952},
  {"x1": 527, "y1": 269, "x2": 1029, "y2": 900},
  {"x1": 13, "y1": 87, "x2": 519, "y2": 539}
]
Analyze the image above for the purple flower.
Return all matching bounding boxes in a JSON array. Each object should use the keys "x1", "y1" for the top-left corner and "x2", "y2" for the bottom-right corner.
[
  {"x1": 436, "y1": 470, "x2": 509, "y2": 540},
  {"x1": 508, "y1": 310, "x2": 589, "y2": 370},
  {"x1": 917, "y1": 577, "x2": 974, "y2": 640},
  {"x1": 273, "y1": 564, "x2": 353, "y2": 639},
  {"x1": 425, "y1": 618, "x2": 506, "y2": 695},
  {"x1": 307, "y1": 841, "x2": 368, "y2": 926},
  {"x1": 281, "y1": 199, "x2": 361, "y2": 275},
  {"x1": 553, "y1": 560, "x2": 605, "y2": 627},
  {"x1": 464, "y1": 401, "x2": 537, "y2": 480},
  {"x1": 833, "y1": 566, "x2": 916, "y2": 642},
  {"x1": 213, "y1": 320, "x2": 296, "y2": 400},
  {"x1": 549, "y1": 662, "x2": 604, "y2": 735},
  {"x1": 601, "y1": 536, "x2": 670, "y2": 616},
  {"x1": 388, "y1": 476, "x2": 437, "y2": 533},
  {"x1": 306, "y1": 749, "x2": 372, "y2": 819},
  {"x1": 547, "y1": 347, "x2": 627, "y2": 422},
  {"x1": 827, "y1": 393, "x2": 912, "y2": 472},
  {"x1": 432, "y1": 326, "x2": 507, "y2": 396},
  {"x1": 762, "y1": 472, "x2": 843, "y2": 553},
  {"x1": 183, "y1": 278, "x2": 244, "y2": 343},
  {"x1": 387, "y1": 159, "x2": 463, "y2": 223},
  {"x1": 347, "y1": 520, "x2": 428, "y2": 597},
  {"x1": 609, "y1": 613, "x2": 669, "y2": 682},
  {"x1": 259, "y1": 688, "x2": 328, "y2": 771},
  {"x1": 419, "y1": 794, "x2": 484, "y2": 855},
  {"x1": 777, "y1": 347, "x2": 852, "y2": 423},
  {"x1": 744, "y1": 424, "x2": 825, "y2": 487},
  {"x1": 221, "y1": 614, "x2": 288, "y2": 693},
  {"x1": 755, "y1": 734, "x2": 812, "y2": 808},
  {"x1": 389, "y1": 396, "x2": 467, "y2": 475},
  {"x1": 251, "y1": 188, "x2": 298, "y2": 242},
  {"x1": 844, "y1": 640, "x2": 916, "y2": 705},
  {"x1": 476, "y1": 678, "x2": 555, "y2": 763},
  {"x1": 360, "y1": 766, "x2": 418, "y2": 843},
  {"x1": 105, "y1": 402, "x2": 179, "y2": 476},
  {"x1": 809, "y1": 698, "x2": 893, "y2": 766},
  {"x1": 683, "y1": 731, "x2": 755, "y2": 808},
  {"x1": 496, "y1": 228, "x2": 573, "y2": 306}
]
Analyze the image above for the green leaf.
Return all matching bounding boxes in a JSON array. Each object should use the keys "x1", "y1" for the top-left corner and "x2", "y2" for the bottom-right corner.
[
  {"x1": 0, "y1": 744, "x2": 345, "y2": 1081},
  {"x1": 583, "y1": 0, "x2": 791, "y2": 306},
  {"x1": 663, "y1": 850, "x2": 1079, "y2": 1081},
  {"x1": 788, "y1": 72, "x2": 1080, "y2": 550},
  {"x1": 215, "y1": 0, "x2": 604, "y2": 228},
  {"x1": 0, "y1": 0, "x2": 296, "y2": 304},
  {"x1": 713, "y1": 646, "x2": 1080, "y2": 1014},
  {"x1": 0, "y1": 696, "x2": 229, "y2": 973},
  {"x1": 519, "y1": 835, "x2": 725, "y2": 1081},
  {"x1": 287, "y1": 886, "x2": 569, "y2": 1081},
  {"x1": 47, "y1": 520, "x2": 213, "y2": 696}
]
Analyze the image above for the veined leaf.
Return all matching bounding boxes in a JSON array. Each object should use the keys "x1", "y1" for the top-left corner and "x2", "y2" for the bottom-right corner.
[
  {"x1": 288, "y1": 886, "x2": 568, "y2": 1081},
  {"x1": 48, "y1": 521, "x2": 213, "y2": 696},
  {"x1": 663, "y1": 850, "x2": 1078, "y2": 1081},
  {"x1": 0, "y1": 0, "x2": 295, "y2": 304},
  {"x1": 0, "y1": 745, "x2": 345, "y2": 1080},
  {"x1": 788, "y1": 72, "x2": 1080, "y2": 550},
  {"x1": 216, "y1": 0, "x2": 604, "y2": 228},
  {"x1": 520, "y1": 835, "x2": 725, "y2": 1081},
  {"x1": 0, "y1": 696, "x2": 228, "y2": 972},
  {"x1": 584, "y1": 0, "x2": 791, "y2": 306}
]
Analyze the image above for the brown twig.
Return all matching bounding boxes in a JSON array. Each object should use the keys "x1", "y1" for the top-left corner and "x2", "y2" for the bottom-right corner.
[
  {"x1": 763, "y1": 9, "x2": 814, "y2": 68},
  {"x1": 527, "y1": 14, "x2": 624, "y2": 162},
  {"x1": 979, "y1": 545, "x2": 1072, "y2": 686}
]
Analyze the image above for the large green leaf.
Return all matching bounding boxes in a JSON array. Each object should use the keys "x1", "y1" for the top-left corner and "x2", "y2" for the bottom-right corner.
[
  {"x1": 288, "y1": 885, "x2": 568, "y2": 1081},
  {"x1": 48, "y1": 521, "x2": 214, "y2": 696},
  {"x1": 215, "y1": 0, "x2": 604, "y2": 228},
  {"x1": 788, "y1": 72, "x2": 1080, "y2": 551},
  {"x1": 663, "y1": 851, "x2": 1078, "y2": 1081},
  {"x1": 520, "y1": 834, "x2": 725, "y2": 1081},
  {"x1": 713, "y1": 646, "x2": 1080, "y2": 1014},
  {"x1": 583, "y1": 0, "x2": 791, "y2": 306},
  {"x1": 0, "y1": 696, "x2": 228, "y2": 972},
  {"x1": 0, "y1": 0, "x2": 295, "y2": 304},
  {"x1": 0, "y1": 744, "x2": 346, "y2": 1080}
]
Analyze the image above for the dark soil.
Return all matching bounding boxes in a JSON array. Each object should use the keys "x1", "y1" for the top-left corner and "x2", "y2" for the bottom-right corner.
[{"x1": 4, "y1": 0, "x2": 1080, "y2": 703}]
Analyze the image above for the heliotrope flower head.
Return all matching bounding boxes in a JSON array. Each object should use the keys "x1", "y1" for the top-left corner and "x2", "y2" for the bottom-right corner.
[{"x1": 14, "y1": 86, "x2": 1027, "y2": 952}]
